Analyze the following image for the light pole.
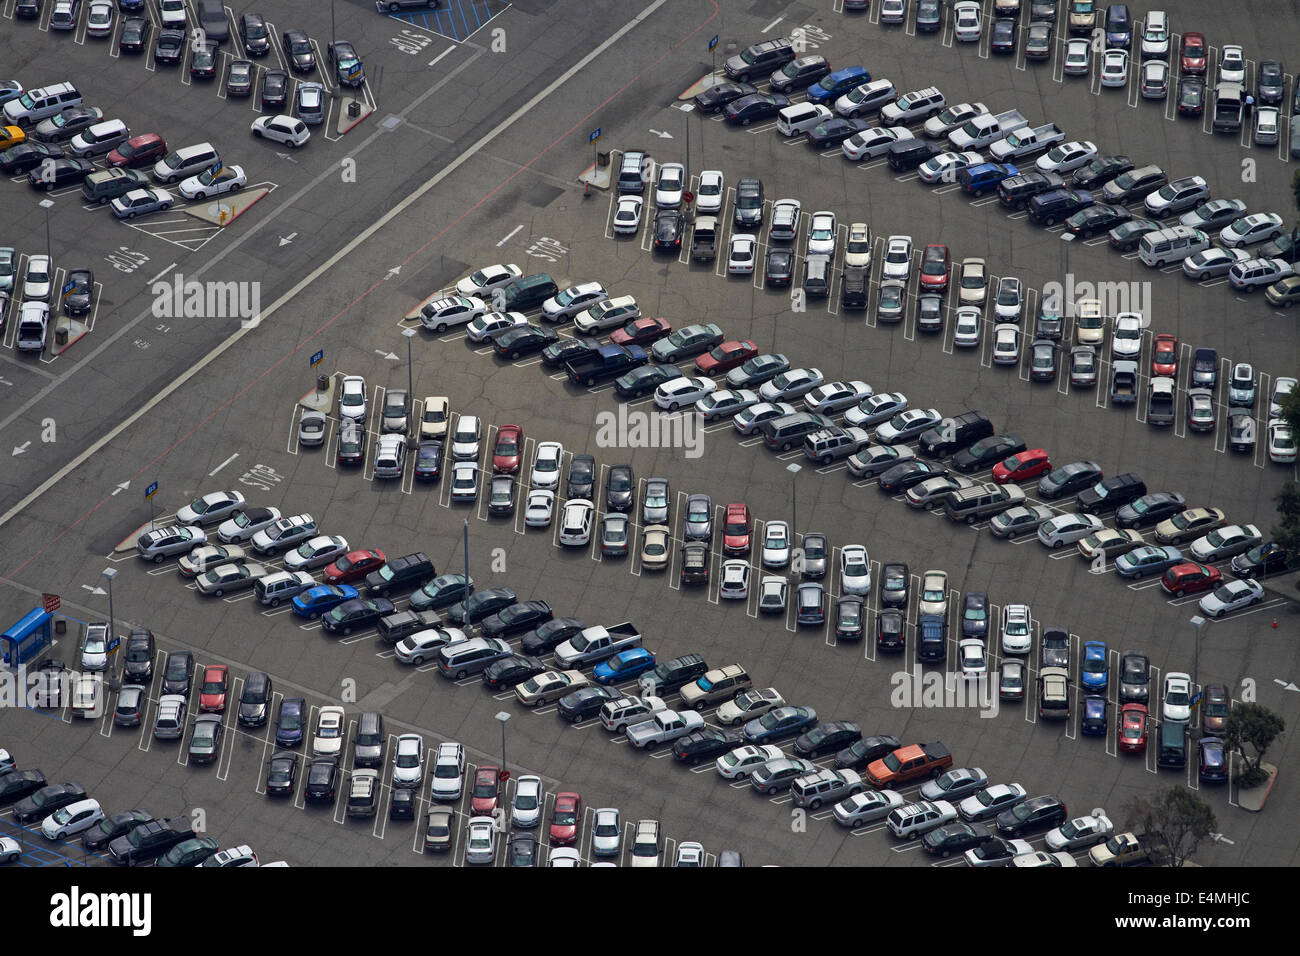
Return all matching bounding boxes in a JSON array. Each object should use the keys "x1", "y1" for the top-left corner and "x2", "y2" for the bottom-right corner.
[
  {"x1": 463, "y1": 518, "x2": 471, "y2": 596},
  {"x1": 786, "y1": 462, "x2": 801, "y2": 544},
  {"x1": 495, "y1": 711, "x2": 510, "y2": 774},
  {"x1": 402, "y1": 327, "x2": 416, "y2": 439},
  {"x1": 39, "y1": 198, "x2": 54, "y2": 268},
  {"x1": 1190, "y1": 615, "x2": 1206, "y2": 730},
  {"x1": 1061, "y1": 231, "x2": 1075, "y2": 282},
  {"x1": 101, "y1": 568, "x2": 118, "y2": 679}
]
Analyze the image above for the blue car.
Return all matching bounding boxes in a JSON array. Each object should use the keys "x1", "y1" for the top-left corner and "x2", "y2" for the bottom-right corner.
[
  {"x1": 1114, "y1": 545, "x2": 1183, "y2": 579},
  {"x1": 592, "y1": 648, "x2": 657, "y2": 684},
  {"x1": 292, "y1": 583, "x2": 359, "y2": 618},
  {"x1": 1080, "y1": 695, "x2": 1108, "y2": 736},
  {"x1": 275, "y1": 697, "x2": 306, "y2": 747},
  {"x1": 806, "y1": 66, "x2": 871, "y2": 105},
  {"x1": 1081, "y1": 641, "x2": 1108, "y2": 691},
  {"x1": 742, "y1": 705, "x2": 819, "y2": 744}
]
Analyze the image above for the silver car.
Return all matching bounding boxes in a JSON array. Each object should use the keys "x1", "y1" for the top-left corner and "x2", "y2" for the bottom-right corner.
[
  {"x1": 298, "y1": 410, "x2": 328, "y2": 447},
  {"x1": 592, "y1": 807, "x2": 621, "y2": 855},
  {"x1": 511, "y1": 775, "x2": 543, "y2": 827},
  {"x1": 464, "y1": 817, "x2": 497, "y2": 864},
  {"x1": 642, "y1": 477, "x2": 670, "y2": 524}
]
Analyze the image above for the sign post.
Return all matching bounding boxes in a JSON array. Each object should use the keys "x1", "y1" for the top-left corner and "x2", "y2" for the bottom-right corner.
[
  {"x1": 145, "y1": 480, "x2": 159, "y2": 530},
  {"x1": 311, "y1": 349, "x2": 325, "y2": 400},
  {"x1": 41, "y1": 593, "x2": 60, "y2": 614},
  {"x1": 709, "y1": 33, "x2": 718, "y2": 78},
  {"x1": 587, "y1": 128, "x2": 602, "y2": 196}
]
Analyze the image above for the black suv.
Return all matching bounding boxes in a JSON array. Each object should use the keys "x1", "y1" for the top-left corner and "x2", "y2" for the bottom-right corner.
[
  {"x1": 997, "y1": 171, "x2": 1064, "y2": 210},
  {"x1": 377, "y1": 608, "x2": 441, "y2": 644},
  {"x1": 1076, "y1": 473, "x2": 1147, "y2": 514},
  {"x1": 724, "y1": 37, "x2": 797, "y2": 82},
  {"x1": 648, "y1": 653, "x2": 707, "y2": 694},
  {"x1": 681, "y1": 542, "x2": 710, "y2": 585},
  {"x1": 366, "y1": 552, "x2": 435, "y2": 598},
  {"x1": 887, "y1": 139, "x2": 940, "y2": 171},
  {"x1": 769, "y1": 55, "x2": 831, "y2": 93},
  {"x1": 1027, "y1": 188, "x2": 1094, "y2": 226},
  {"x1": 672, "y1": 729, "x2": 741, "y2": 765},
  {"x1": 918, "y1": 410, "x2": 993, "y2": 458},
  {"x1": 238, "y1": 12, "x2": 270, "y2": 55},
  {"x1": 122, "y1": 627, "x2": 155, "y2": 684},
  {"x1": 161, "y1": 650, "x2": 194, "y2": 696},
  {"x1": 734, "y1": 178, "x2": 764, "y2": 228}
]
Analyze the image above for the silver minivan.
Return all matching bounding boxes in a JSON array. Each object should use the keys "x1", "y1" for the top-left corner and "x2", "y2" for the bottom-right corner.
[
  {"x1": 69, "y1": 119, "x2": 130, "y2": 158},
  {"x1": 153, "y1": 143, "x2": 221, "y2": 184},
  {"x1": 255, "y1": 570, "x2": 315, "y2": 606},
  {"x1": 153, "y1": 694, "x2": 188, "y2": 739}
]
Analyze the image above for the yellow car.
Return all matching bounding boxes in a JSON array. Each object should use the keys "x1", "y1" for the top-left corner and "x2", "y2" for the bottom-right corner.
[{"x1": 0, "y1": 126, "x2": 26, "y2": 150}]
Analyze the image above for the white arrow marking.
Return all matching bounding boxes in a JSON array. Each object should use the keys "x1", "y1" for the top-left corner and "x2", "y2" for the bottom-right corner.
[
  {"x1": 12, "y1": 442, "x2": 30, "y2": 456},
  {"x1": 374, "y1": 349, "x2": 399, "y2": 361},
  {"x1": 648, "y1": 128, "x2": 673, "y2": 139},
  {"x1": 385, "y1": 266, "x2": 402, "y2": 280},
  {"x1": 111, "y1": 480, "x2": 130, "y2": 496},
  {"x1": 275, "y1": 152, "x2": 300, "y2": 164},
  {"x1": 81, "y1": 585, "x2": 107, "y2": 595},
  {"x1": 278, "y1": 232, "x2": 298, "y2": 246},
  {"x1": 1210, "y1": 832, "x2": 1236, "y2": 845}
]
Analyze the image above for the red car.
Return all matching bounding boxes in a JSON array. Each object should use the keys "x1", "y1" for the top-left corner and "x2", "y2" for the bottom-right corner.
[
  {"x1": 199, "y1": 665, "x2": 228, "y2": 712},
  {"x1": 1160, "y1": 562, "x2": 1221, "y2": 597},
  {"x1": 106, "y1": 133, "x2": 167, "y2": 169},
  {"x1": 549, "y1": 791, "x2": 581, "y2": 845},
  {"x1": 609, "y1": 316, "x2": 671, "y2": 347},
  {"x1": 1179, "y1": 32, "x2": 1207, "y2": 75},
  {"x1": 470, "y1": 766, "x2": 500, "y2": 814},
  {"x1": 991, "y1": 449, "x2": 1051, "y2": 483},
  {"x1": 492, "y1": 424, "x2": 523, "y2": 474},
  {"x1": 1118, "y1": 703, "x2": 1148, "y2": 753},
  {"x1": 919, "y1": 243, "x2": 950, "y2": 291},
  {"x1": 323, "y1": 549, "x2": 387, "y2": 585},
  {"x1": 722, "y1": 503, "x2": 752, "y2": 555},
  {"x1": 1152, "y1": 334, "x2": 1177, "y2": 377},
  {"x1": 695, "y1": 339, "x2": 758, "y2": 375}
]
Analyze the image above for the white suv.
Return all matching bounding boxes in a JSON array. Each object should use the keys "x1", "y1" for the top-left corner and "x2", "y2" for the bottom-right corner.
[
  {"x1": 391, "y1": 734, "x2": 425, "y2": 788},
  {"x1": 429, "y1": 742, "x2": 466, "y2": 801}
]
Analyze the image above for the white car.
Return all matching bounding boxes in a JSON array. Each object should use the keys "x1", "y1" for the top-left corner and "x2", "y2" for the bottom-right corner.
[
  {"x1": 769, "y1": 198, "x2": 801, "y2": 241},
  {"x1": 85, "y1": 0, "x2": 114, "y2": 33},
  {"x1": 839, "y1": 545, "x2": 871, "y2": 595},
  {"x1": 1254, "y1": 107, "x2": 1280, "y2": 146},
  {"x1": 1271, "y1": 377, "x2": 1298, "y2": 418},
  {"x1": 1012, "y1": 851, "x2": 1078, "y2": 868},
  {"x1": 696, "y1": 170, "x2": 724, "y2": 214},
  {"x1": 1162, "y1": 673, "x2": 1193, "y2": 722},
  {"x1": 760, "y1": 367, "x2": 825, "y2": 402},
  {"x1": 22, "y1": 255, "x2": 52, "y2": 300},
  {"x1": 420, "y1": 295, "x2": 487, "y2": 332},
  {"x1": 654, "y1": 162, "x2": 685, "y2": 207},
  {"x1": 530, "y1": 441, "x2": 564, "y2": 490},
  {"x1": 391, "y1": 734, "x2": 425, "y2": 788},
  {"x1": 1218, "y1": 45, "x2": 1246, "y2": 84},
  {"x1": 284, "y1": 534, "x2": 348, "y2": 571},
  {"x1": 592, "y1": 807, "x2": 622, "y2": 856},
  {"x1": 612, "y1": 195, "x2": 643, "y2": 235},
  {"x1": 1000, "y1": 603, "x2": 1032, "y2": 655},
  {"x1": 958, "y1": 783, "x2": 1028, "y2": 822},
  {"x1": 655, "y1": 376, "x2": 716, "y2": 411},
  {"x1": 510, "y1": 775, "x2": 543, "y2": 827},
  {"x1": 953, "y1": 1, "x2": 981, "y2": 42},
  {"x1": 159, "y1": 0, "x2": 186, "y2": 27},
  {"x1": 880, "y1": 236, "x2": 913, "y2": 280},
  {"x1": 993, "y1": 277, "x2": 1024, "y2": 321},
  {"x1": 716, "y1": 744, "x2": 784, "y2": 779},
  {"x1": 111, "y1": 187, "x2": 175, "y2": 219},
  {"x1": 465, "y1": 817, "x2": 496, "y2": 864},
  {"x1": 761, "y1": 521, "x2": 791, "y2": 568},
  {"x1": 805, "y1": 380, "x2": 872, "y2": 415},
  {"x1": 456, "y1": 263, "x2": 522, "y2": 297},
  {"x1": 41, "y1": 799, "x2": 105, "y2": 840},
  {"x1": 806, "y1": 211, "x2": 837, "y2": 257},
  {"x1": 449, "y1": 462, "x2": 479, "y2": 502},
  {"x1": 1199, "y1": 578, "x2": 1265, "y2": 618},
  {"x1": 1038, "y1": 512, "x2": 1104, "y2": 548},
  {"x1": 1046, "y1": 813, "x2": 1114, "y2": 852},
  {"x1": 917, "y1": 150, "x2": 983, "y2": 185},
  {"x1": 841, "y1": 126, "x2": 913, "y2": 161},
  {"x1": 573, "y1": 295, "x2": 640, "y2": 334},
  {"x1": 337, "y1": 374, "x2": 368, "y2": 423},
  {"x1": 845, "y1": 391, "x2": 907, "y2": 428},
  {"x1": 953, "y1": 306, "x2": 982, "y2": 347},
  {"x1": 727, "y1": 234, "x2": 757, "y2": 274},
  {"x1": 992, "y1": 325, "x2": 1020, "y2": 365},
  {"x1": 429, "y1": 742, "x2": 466, "y2": 800},
  {"x1": 1182, "y1": 247, "x2": 1251, "y2": 280},
  {"x1": 720, "y1": 559, "x2": 750, "y2": 600},
  {"x1": 216, "y1": 507, "x2": 282, "y2": 545},
  {"x1": 844, "y1": 222, "x2": 872, "y2": 268},
  {"x1": 559, "y1": 499, "x2": 595, "y2": 546},
  {"x1": 0, "y1": 836, "x2": 20, "y2": 864},
  {"x1": 1063, "y1": 39, "x2": 1091, "y2": 76},
  {"x1": 450, "y1": 414, "x2": 481, "y2": 460},
  {"x1": 178, "y1": 164, "x2": 247, "y2": 200},
  {"x1": 880, "y1": 0, "x2": 906, "y2": 22},
  {"x1": 548, "y1": 847, "x2": 582, "y2": 867},
  {"x1": 251, "y1": 114, "x2": 311, "y2": 147},
  {"x1": 542, "y1": 282, "x2": 608, "y2": 323},
  {"x1": 757, "y1": 576, "x2": 788, "y2": 613},
  {"x1": 312, "y1": 706, "x2": 346, "y2": 756},
  {"x1": 1269, "y1": 419, "x2": 1297, "y2": 464},
  {"x1": 696, "y1": 388, "x2": 759, "y2": 421},
  {"x1": 1036, "y1": 141, "x2": 1098, "y2": 174},
  {"x1": 918, "y1": 570, "x2": 948, "y2": 616},
  {"x1": 874, "y1": 408, "x2": 942, "y2": 444},
  {"x1": 1111, "y1": 312, "x2": 1143, "y2": 359},
  {"x1": 1101, "y1": 50, "x2": 1129, "y2": 87},
  {"x1": 465, "y1": 310, "x2": 527, "y2": 342},
  {"x1": 1219, "y1": 213, "x2": 1285, "y2": 248},
  {"x1": 716, "y1": 687, "x2": 786, "y2": 726},
  {"x1": 834, "y1": 789, "x2": 905, "y2": 827},
  {"x1": 958, "y1": 639, "x2": 987, "y2": 678},
  {"x1": 732, "y1": 401, "x2": 796, "y2": 435}
]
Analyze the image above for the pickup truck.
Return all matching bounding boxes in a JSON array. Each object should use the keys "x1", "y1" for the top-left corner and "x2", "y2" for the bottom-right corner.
[
  {"x1": 625, "y1": 708, "x2": 705, "y2": 749},
  {"x1": 864, "y1": 741, "x2": 953, "y2": 788},
  {"x1": 1089, "y1": 832, "x2": 1153, "y2": 867},
  {"x1": 948, "y1": 108, "x2": 1028, "y2": 150},
  {"x1": 690, "y1": 215, "x2": 718, "y2": 261},
  {"x1": 1212, "y1": 82, "x2": 1244, "y2": 134},
  {"x1": 553, "y1": 622, "x2": 642, "y2": 668},
  {"x1": 989, "y1": 123, "x2": 1065, "y2": 161},
  {"x1": 565, "y1": 344, "x2": 648, "y2": 386},
  {"x1": 1147, "y1": 376, "x2": 1175, "y2": 424},
  {"x1": 1110, "y1": 360, "x2": 1139, "y2": 405}
]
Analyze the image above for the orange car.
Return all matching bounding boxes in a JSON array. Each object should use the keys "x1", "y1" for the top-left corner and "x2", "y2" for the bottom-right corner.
[{"x1": 864, "y1": 741, "x2": 952, "y2": 788}]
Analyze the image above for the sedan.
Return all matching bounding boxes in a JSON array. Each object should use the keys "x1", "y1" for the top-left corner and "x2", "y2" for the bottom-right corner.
[
  {"x1": 917, "y1": 151, "x2": 983, "y2": 185},
  {"x1": 1114, "y1": 545, "x2": 1184, "y2": 579},
  {"x1": 609, "y1": 316, "x2": 670, "y2": 348},
  {"x1": 1038, "y1": 512, "x2": 1105, "y2": 548},
  {"x1": 874, "y1": 408, "x2": 943, "y2": 445},
  {"x1": 723, "y1": 92, "x2": 792, "y2": 126},
  {"x1": 30, "y1": 157, "x2": 96, "y2": 192},
  {"x1": 1045, "y1": 813, "x2": 1114, "y2": 852},
  {"x1": 1076, "y1": 528, "x2": 1143, "y2": 561},
  {"x1": 992, "y1": 449, "x2": 1051, "y2": 483},
  {"x1": 1190, "y1": 524, "x2": 1263, "y2": 563},
  {"x1": 178, "y1": 165, "x2": 246, "y2": 201},
  {"x1": 1182, "y1": 199, "x2": 1248, "y2": 232},
  {"x1": 1100, "y1": 49, "x2": 1129, "y2": 87},
  {"x1": 612, "y1": 196, "x2": 643, "y2": 235},
  {"x1": 959, "y1": 783, "x2": 1027, "y2": 823},
  {"x1": 1221, "y1": 213, "x2": 1285, "y2": 248},
  {"x1": 1199, "y1": 578, "x2": 1266, "y2": 617},
  {"x1": 1037, "y1": 141, "x2": 1098, "y2": 174},
  {"x1": 841, "y1": 125, "x2": 914, "y2": 161},
  {"x1": 989, "y1": 505, "x2": 1054, "y2": 539},
  {"x1": 743, "y1": 706, "x2": 819, "y2": 746},
  {"x1": 844, "y1": 392, "x2": 907, "y2": 429},
  {"x1": 696, "y1": 388, "x2": 759, "y2": 422},
  {"x1": 697, "y1": 340, "x2": 758, "y2": 375},
  {"x1": 1115, "y1": 492, "x2": 1187, "y2": 529},
  {"x1": 190, "y1": 41, "x2": 220, "y2": 79},
  {"x1": 1066, "y1": 203, "x2": 1131, "y2": 238},
  {"x1": 920, "y1": 767, "x2": 989, "y2": 803},
  {"x1": 119, "y1": 16, "x2": 152, "y2": 53},
  {"x1": 693, "y1": 80, "x2": 758, "y2": 113},
  {"x1": 834, "y1": 790, "x2": 905, "y2": 828}
]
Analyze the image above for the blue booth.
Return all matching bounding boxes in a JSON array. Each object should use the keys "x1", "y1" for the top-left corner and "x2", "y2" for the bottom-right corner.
[{"x1": 1, "y1": 608, "x2": 53, "y2": 666}]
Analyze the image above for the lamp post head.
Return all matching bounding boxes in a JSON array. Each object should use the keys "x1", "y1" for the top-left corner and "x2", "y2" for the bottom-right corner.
[
  {"x1": 495, "y1": 711, "x2": 511, "y2": 724},
  {"x1": 101, "y1": 568, "x2": 118, "y2": 583},
  {"x1": 786, "y1": 463, "x2": 801, "y2": 475},
  {"x1": 1190, "y1": 614, "x2": 1206, "y2": 632},
  {"x1": 39, "y1": 198, "x2": 55, "y2": 210},
  {"x1": 402, "y1": 327, "x2": 417, "y2": 339}
]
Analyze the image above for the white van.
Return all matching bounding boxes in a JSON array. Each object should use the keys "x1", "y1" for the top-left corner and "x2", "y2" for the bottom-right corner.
[
  {"x1": 1139, "y1": 225, "x2": 1210, "y2": 267},
  {"x1": 776, "y1": 102, "x2": 832, "y2": 137},
  {"x1": 255, "y1": 570, "x2": 315, "y2": 607}
]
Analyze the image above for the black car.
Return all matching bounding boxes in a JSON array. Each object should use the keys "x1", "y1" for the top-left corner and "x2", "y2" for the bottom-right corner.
[
  {"x1": 1198, "y1": 738, "x2": 1228, "y2": 783},
  {"x1": 1037, "y1": 460, "x2": 1102, "y2": 499},
  {"x1": 834, "y1": 733, "x2": 902, "y2": 770},
  {"x1": 282, "y1": 29, "x2": 316, "y2": 72},
  {"x1": 1175, "y1": 76, "x2": 1205, "y2": 116},
  {"x1": 1191, "y1": 347, "x2": 1217, "y2": 387},
  {"x1": 1115, "y1": 491, "x2": 1187, "y2": 529},
  {"x1": 108, "y1": 819, "x2": 195, "y2": 866},
  {"x1": 793, "y1": 720, "x2": 862, "y2": 759},
  {"x1": 482, "y1": 600, "x2": 553, "y2": 638},
  {"x1": 600, "y1": 463, "x2": 633, "y2": 512},
  {"x1": 1066, "y1": 203, "x2": 1131, "y2": 238},
  {"x1": 226, "y1": 59, "x2": 255, "y2": 97},
  {"x1": 265, "y1": 751, "x2": 299, "y2": 796},
  {"x1": 876, "y1": 608, "x2": 905, "y2": 652},
  {"x1": 887, "y1": 139, "x2": 941, "y2": 171},
  {"x1": 614, "y1": 364, "x2": 683, "y2": 399},
  {"x1": 28, "y1": 158, "x2": 94, "y2": 191},
  {"x1": 239, "y1": 12, "x2": 271, "y2": 55},
  {"x1": 878, "y1": 460, "x2": 947, "y2": 493},
  {"x1": 321, "y1": 597, "x2": 396, "y2": 635},
  {"x1": 14, "y1": 782, "x2": 88, "y2": 824},
  {"x1": 14, "y1": 0, "x2": 41, "y2": 16},
  {"x1": 122, "y1": 632, "x2": 157, "y2": 683},
  {"x1": 1231, "y1": 542, "x2": 1294, "y2": 579},
  {"x1": 83, "y1": 810, "x2": 154, "y2": 851},
  {"x1": 506, "y1": 831, "x2": 539, "y2": 867},
  {"x1": 1105, "y1": 166, "x2": 1167, "y2": 203},
  {"x1": 1028, "y1": 339, "x2": 1057, "y2": 381},
  {"x1": 0, "y1": 142, "x2": 65, "y2": 175},
  {"x1": 486, "y1": 475, "x2": 516, "y2": 516},
  {"x1": 366, "y1": 552, "x2": 435, "y2": 597},
  {"x1": 494, "y1": 324, "x2": 557, "y2": 359},
  {"x1": 329, "y1": 40, "x2": 365, "y2": 87},
  {"x1": 997, "y1": 171, "x2": 1064, "y2": 210},
  {"x1": 119, "y1": 16, "x2": 152, "y2": 53},
  {"x1": 653, "y1": 209, "x2": 685, "y2": 252},
  {"x1": 1030, "y1": 0, "x2": 1057, "y2": 21},
  {"x1": 990, "y1": 18, "x2": 1017, "y2": 54},
  {"x1": 834, "y1": 596, "x2": 866, "y2": 641},
  {"x1": 1108, "y1": 217, "x2": 1162, "y2": 251},
  {"x1": 879, "y1": 562, "x2": 910, "y2": 608},
  {"x1": 806, "y1": 117, "x2": 871, "y2": 148},
  {"x1": 996, "y1": 794, "x2": 1068, "y2": 837},
  {"x1": 1077, "y1": 473, "x2": 1146, "y2": 514},
  {"x1": 672, "y1": 729, "x2": 741, "y2": 764},
  {"x1": 566, "y1": 454, "x2": 595, "y2": 499},
  {"x1": 1259, "y1": 232, "x2": 1300, "y2": 265},
  {"x1": 61, "y1": 268, "x2": 94, "y2": 315},
  {"x1": 924, "y1": 822, "x2": 993, "y2": 857},
  {"x1": 154, "y1": 29, "x2": 186, "y2": 65},
  {"x1": 304, "y1": 756, "x2": 341, "y2": 802},
  {"x1": 1119, "y1": 652, "x2": 1151, "y2": 703},
  {"x1": 482, "y1": 654, "x2": 546, "y2": 690},
  {"x1": 723, "y1": 92, "x2": 791, "y2": 126},
  {"x1": 1027, "y1": 188, "x2": 1095, "y2": 226},
  {"x1": 681, "y1": 542, "x2": 711, "y2": 585},
  {"x1": 769, "y1": 55, "x2": 831, "y2": 93},
  {"x1": 413, "y1": 440, "x2": 442, "y2": 481},
  {"x1": 765, "y1": 249, "x2": 794, "y2": 287},
  {"x1": 648, "y1": 653, "x2": 707, "y2": 695},
  {"x1": 962, "y1": 592, "x2": 989, "y2": 639},
  {"x1": 953, "y1": 434, "x2": 1026, "y2": 472},
  {"x1": 734, "y1": 177, "x2": 764, "y2": 228},
  {"x1": 0, "y1": 769, "x2": 47, "y2": 805},
  {"x1": 161, "y1": 650, "x2": 194, "y2": 696},
  {"x1": 237, "y1": 670, "x2": 273, "y2": 726},
  {"x1": 555, "y1": 685, "x2": 621, "y2": 723},
  {"x1": 1256, "y1": 59, "x2": 1285, "y2": 105},
  {"x1": 1074, "y1": 155, "x2": 1134, "y2": 190},
  {"x1": 542, "y1": 336, "x2": 598, "y2": 368},
  {"x1": 191, "y1": 41, "x2": 219, "y2": 79},
  {"x1": 1040, "y1": 627, "x2": 1070, "y2": 668},
  {"x1": 446, "y1": 586, "x2": 516, "y2": 625},
  {"x1": 520, "y1": 618, "x2": 584, "y2": 655},
  {"x1": 389, "y1": 786, "x2": 416, "y2": 819},
  {"x1": 693, "y1": 80, "x2": 758, "y2": 113}
]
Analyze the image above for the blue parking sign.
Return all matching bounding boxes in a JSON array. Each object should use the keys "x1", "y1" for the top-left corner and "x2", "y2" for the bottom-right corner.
[
  {"x1": 589, "y1": 128, "x2": 601, "y2": 144},
  {"x1": 709, "y1": 34, "x2": 719, "y2": 52},
  {"x1": 311, "y1": 349, "x2": 324, "y2": 367},
  {"x1": 61, "y1": 279, "x2": 76, "y2": 299},
  {"x1": 145, "y1": 481, "x2": 158, "y2": 500}
]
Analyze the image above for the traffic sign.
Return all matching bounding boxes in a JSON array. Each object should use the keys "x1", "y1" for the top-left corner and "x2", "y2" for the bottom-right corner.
[
  {"x1": 709, "y1": 34, "x2": 719, "y2": 52},
  {"x1": 500, "y1": 769, "x2": 511, "y2": 782},
  {"x1": 41, "y1": 593, "x2": 60, "y2": 613},
  {"x1": 107, "y1": 636, "x2": 121, "y2": 655},
  {"x1": 589, "y1": 128, "x2": 601, "y2": 144},
  {"x1": 145, "y1": 481, "x2": 158, "y2": 500},
  {"x1": 61, "y1": 279, "x2": 76, "y2": 300},
  {"x1": 310, "y1": 349, "x2": 324, "y2": 367},
  {"x1": 683, "y1": 190, "x2": 695, "y2": 204}
]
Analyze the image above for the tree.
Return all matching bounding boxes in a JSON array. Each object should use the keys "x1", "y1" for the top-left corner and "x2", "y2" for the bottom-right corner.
[
  {"x1": 1224, "y1": 702, "x2": 1286, "y2": 788},
  {"x1": 1273, "y1": 481, "x2": 1300, "y2": 557},
  {"x1": 1293, "y1": 169, "x2": 1300, "y2": 217},
  {"x1": 1125, "y1": 787, "x2": 1215, "y2": 867}
]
